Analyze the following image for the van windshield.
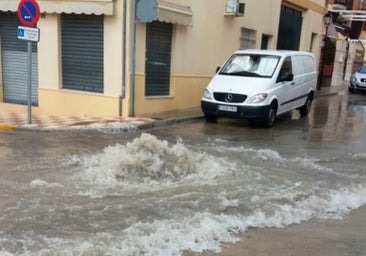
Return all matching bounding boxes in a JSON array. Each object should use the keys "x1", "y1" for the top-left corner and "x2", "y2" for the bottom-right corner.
[{"x1": 219, "y1": 54, "x2": 280, "y2": 78}]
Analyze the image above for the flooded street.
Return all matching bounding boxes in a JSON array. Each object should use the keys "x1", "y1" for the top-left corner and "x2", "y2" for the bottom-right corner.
[{"x1": 1, "y1": 93, "x2": 366, "y2": 255}]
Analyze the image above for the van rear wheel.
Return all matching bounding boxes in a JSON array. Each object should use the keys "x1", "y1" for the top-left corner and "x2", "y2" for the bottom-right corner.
[{"x1": 299, "y1": 95, "x2": 313, "y2": 116}]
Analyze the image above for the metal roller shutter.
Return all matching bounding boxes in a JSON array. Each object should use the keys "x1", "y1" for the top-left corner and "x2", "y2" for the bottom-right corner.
[
  {"x1": 0, "y1": 12, "x2": 38, "y2": 105},
  {"x1": 61, "y1": 14, "x2": 104, "y2": 93},
  {"x1": 145, "y1": 21, "x2": 172, "y2": 96}
]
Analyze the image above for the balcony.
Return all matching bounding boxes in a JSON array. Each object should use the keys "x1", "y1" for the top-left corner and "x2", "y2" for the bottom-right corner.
[{"x1": 331, "y1": 0, "x2": 354, "y2": 10}]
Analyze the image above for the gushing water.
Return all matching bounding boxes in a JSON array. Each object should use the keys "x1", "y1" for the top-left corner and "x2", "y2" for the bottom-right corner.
[{"x1": 1, "y1": 132, "x2": 366, "y2": 255}]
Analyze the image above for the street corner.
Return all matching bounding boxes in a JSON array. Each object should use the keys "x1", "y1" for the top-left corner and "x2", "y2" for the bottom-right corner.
[{"x1": 0, "y1": 123, "x2": 18, "y2": 131}]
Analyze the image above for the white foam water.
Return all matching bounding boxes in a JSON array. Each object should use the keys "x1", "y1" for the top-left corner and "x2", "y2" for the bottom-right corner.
[
  {"x1": 3, "y1": 186, "x2": 366, "y2": 256},
  {"x1": 69, "y1": 133, "x2": 236, "y2": 196},
  {"x1": 30, "y1": 179, "x2": 64, "y2": 189},
  {"x1": 2, "y1": 133, "x2": 366, "y2": 255},
  {"x1": 120, "y1": 186, "x2": 366, "y2": 256}
]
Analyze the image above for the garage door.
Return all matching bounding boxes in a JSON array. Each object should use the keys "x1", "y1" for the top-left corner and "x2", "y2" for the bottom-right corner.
[
  {"x1": 277, "y1": 6, "x2": 303, "y2": 51},
  {"x1": 0, "y1": 12, "x2": 38, "y2": 105}
]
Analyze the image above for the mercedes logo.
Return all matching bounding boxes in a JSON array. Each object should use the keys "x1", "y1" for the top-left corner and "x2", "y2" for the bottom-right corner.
[{"x1": 224, "y1": 93, "x2": 233, "y2": 103}]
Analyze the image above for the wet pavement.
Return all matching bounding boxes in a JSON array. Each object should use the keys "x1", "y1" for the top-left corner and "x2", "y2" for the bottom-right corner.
[
  {"x1": 2, "y1": 83, "x2": 366, "y2": 255},
  {"x1": 0, "y1": 83, "x2": 347, "y2": 132}
]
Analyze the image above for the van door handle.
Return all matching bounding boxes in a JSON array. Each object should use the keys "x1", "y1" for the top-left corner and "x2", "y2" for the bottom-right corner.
[{"x1": 291, "y1": 82, "x2": 295, "y2": 85}]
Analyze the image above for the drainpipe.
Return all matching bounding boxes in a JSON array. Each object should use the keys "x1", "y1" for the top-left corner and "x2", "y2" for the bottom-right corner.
[
  {"x1": 343, "y1": 39, "x2": 349, "y2": 80},
  {"x1": 130, "y1": 0, "x2": 137, "y2": 117},
  {"x1": 119, "y1": 0, "x2": 127, "y2": 116}
]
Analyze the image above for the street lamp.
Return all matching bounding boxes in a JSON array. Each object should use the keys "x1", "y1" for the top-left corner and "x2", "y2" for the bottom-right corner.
[
  {"x1": 324, "y1": 12, "x2": 332, "y2": 36},
  {"x1": 318, "y1": 12, "x2": 333, "y2": 90}
]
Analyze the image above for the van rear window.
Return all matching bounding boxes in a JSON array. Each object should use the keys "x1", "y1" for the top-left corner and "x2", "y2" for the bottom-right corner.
[{"x1": 219, "y1": 54, "x2": 280, "y2": 78}]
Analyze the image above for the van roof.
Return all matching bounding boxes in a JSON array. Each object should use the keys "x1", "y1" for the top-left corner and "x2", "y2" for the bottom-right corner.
[{"x1": 233, "y1": 49, "x2": 314, "y2": 57}]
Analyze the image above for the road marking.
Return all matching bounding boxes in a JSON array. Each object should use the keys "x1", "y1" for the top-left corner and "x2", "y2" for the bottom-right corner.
[{"x1": 0, "y1": 123, "x2": 18, "y2": 131}]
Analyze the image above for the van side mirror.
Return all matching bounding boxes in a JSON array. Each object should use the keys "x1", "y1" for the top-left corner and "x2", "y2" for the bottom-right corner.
[
  {"x1": 216, "y1": 66, "x2": 221, "y2": 73},
  {"x1": 277, "y1": 72, "x2": 293, "y2": 83}
]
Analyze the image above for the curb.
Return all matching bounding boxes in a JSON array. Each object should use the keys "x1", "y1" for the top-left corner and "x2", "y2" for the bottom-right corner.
[
  {"x1": 0, "y1": 123, "x2": 18, "y2": 131},
  {"x1": 314, "y1": 90, "x2": 342, "y2": 98},
  {"x1": 15, "y1": 123, "x2": 141, "y2": 133},
  {"x1": 137, "y1": 116, "x2": 203, "y2": 130}
]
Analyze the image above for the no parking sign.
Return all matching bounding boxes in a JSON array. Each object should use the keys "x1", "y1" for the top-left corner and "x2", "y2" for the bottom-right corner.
[{"x1": 17, "y1": 0, "x2": 40, "y2": 27}]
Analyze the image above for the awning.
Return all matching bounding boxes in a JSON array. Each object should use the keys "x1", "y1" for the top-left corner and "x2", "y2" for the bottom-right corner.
[
  {"x1": 0, "y1": 0, "x2": 114, "y2": 16},
  {"x1": 0, "y1": 0, "x2": 18, "y2": 12},
  {"x1": 155, "y1": 0, "x2": 193, "y2": 26}
]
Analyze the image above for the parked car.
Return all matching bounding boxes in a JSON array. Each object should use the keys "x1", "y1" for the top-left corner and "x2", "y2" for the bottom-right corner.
[
  {"x1": 201, "y1": 49, "x2": 317, "y2": 127},
  {"x1": 349, "y1": 64, "x2": 366, "y2": 93}
]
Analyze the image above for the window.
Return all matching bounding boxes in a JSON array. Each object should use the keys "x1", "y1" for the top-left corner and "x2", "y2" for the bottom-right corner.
[
  {"x1": 277, "y1": 56, "x2": 293, "y2": 82},
  {"x1": 261, "y1": 34, "x2": 270, "y2": 49},
  {"x1": 240, "y1": 28, "x2": 256, "y2": 50},
  {"x1": 61, "y1": 14, "x2": 104, "y2": 93},
  {"x1": 309, "y1": 33, "x2": 317, "y2": 52},
  {"x1": 220, "y1": 54, "x2": 280, "y2": 78},
  {"x1": 0, "y1": 12, "x2": 38, "y2": 105},
  {"x1": 145, "y1": 21, "x2": 172, "y2": 96}
]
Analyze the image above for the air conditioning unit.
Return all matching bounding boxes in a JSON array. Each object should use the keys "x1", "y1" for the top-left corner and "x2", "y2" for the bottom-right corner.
[{"x1": 225, "y1": 0, "x2": 245, "y2": 16}]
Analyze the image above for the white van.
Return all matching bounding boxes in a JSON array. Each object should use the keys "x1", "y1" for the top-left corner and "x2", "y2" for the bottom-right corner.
[{"x1": 201, "y1": 50, "x2": 317, "y2": 127}]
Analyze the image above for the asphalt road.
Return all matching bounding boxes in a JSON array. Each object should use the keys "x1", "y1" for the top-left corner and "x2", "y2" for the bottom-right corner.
[{"x1": 2, "y1": 91, "x2": 366, "y2": 256}]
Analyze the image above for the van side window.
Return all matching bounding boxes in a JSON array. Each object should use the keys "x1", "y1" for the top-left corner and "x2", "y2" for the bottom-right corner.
[{"x1": 277, "y1": 57, "x2": 293, "y2": 82}]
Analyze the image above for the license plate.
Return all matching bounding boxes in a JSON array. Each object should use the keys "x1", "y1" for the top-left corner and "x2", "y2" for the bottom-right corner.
[{"x1": 218, "y1": 105, "x2": 237, "y2": 112}]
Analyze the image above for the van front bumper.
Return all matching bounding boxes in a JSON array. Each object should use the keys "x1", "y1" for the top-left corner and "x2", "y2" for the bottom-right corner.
[{"x1": 201, "y1": 100, "x2": 269, "y2": 120}]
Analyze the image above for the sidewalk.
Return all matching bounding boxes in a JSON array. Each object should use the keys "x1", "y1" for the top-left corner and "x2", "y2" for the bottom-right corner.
[
  {"x1": 0, "y1": 83, "x2": 347, "y2": 132},
  {"x1": 0, "y1": 107, "x2": 204, "y2": 132}
]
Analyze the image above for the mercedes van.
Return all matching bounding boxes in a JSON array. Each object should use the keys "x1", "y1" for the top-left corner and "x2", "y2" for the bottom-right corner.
[{"x1": 201, "y1": 50, "x2": 317, "y2": 127}]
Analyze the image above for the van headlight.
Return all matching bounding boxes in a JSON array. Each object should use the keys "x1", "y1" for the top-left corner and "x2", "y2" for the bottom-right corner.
[
  {"x1": 247, "y1": 93, "x2": 268, "y2": 103},
  {"x1": 202, "y1": 89, "x2": 213, "y2": 100}
]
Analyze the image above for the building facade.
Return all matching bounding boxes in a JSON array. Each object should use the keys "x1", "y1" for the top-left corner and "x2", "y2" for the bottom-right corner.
[
  {"x1": 320, "y1": 0, "x2": 366, "y2": 86},
  {"x1": 0, "y1": 0, "x2": 326, "y2": 117}
]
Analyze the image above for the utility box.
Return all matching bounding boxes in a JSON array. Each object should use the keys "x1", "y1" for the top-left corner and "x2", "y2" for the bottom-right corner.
[{"x1": 225, "y1": 0, "x2": 245, "y2": 16}]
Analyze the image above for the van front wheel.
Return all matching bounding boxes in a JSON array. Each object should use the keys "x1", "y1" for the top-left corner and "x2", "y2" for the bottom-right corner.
[
  {"x1": 260, "y1": 103, "x2": 277, "y2": 128},
  {"x1": 204, "y1": 113, "x2": 217, "y2": 122}
]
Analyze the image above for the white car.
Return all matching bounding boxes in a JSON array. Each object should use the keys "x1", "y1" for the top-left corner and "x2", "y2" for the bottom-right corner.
[
  {"x1": 349, "y1": 64, "x2": 366, "y2": 93},
  {"x1": 201, "y1": 50, "x2": 317, "y2": 127}
]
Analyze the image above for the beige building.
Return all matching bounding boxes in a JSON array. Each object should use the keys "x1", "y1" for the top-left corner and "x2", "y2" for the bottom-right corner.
[{"x1": 0, "y1": 0, "x2": 325, "y2": 118}]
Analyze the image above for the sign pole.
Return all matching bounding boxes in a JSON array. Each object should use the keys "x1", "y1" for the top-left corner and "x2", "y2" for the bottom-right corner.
[
  {"x1": 27, "y1": 41, "x2": 32, "y2": 124},
  {"x1": 17, "y1": 0, "x2": 40, "y2": 125}
]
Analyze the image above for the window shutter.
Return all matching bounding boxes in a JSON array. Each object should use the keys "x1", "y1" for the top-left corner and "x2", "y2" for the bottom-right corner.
[
  {"x1": 0, "y1": 12, "x2": 38, "y2": 105},
  {"x1": 62, "y1": 14, "x2": 104, "y2": 93},
  {"x1": 145, "y1": 21, "x2": 172, "y2": 96}
]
